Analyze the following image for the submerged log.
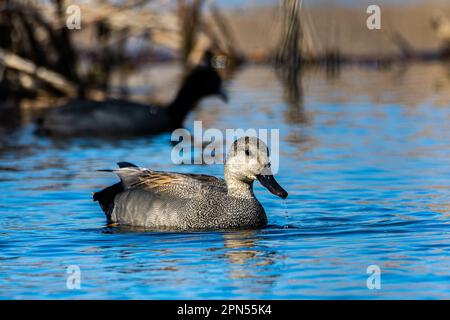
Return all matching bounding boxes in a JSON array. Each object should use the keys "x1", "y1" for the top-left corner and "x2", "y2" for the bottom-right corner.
[
  {"x1": 431, "y1": 11, "x2": 450, "y2": 57},
  {"x1": 0, "y1": 48, "x2": 104, "y2": 100},
  {"x1": 178, "y1": 0, "x2": 204, "y2": 66},
  {"x1": 0, "y1": 48, "x2": 77, "y2": 96},
  {"x1": 204, "y1": 3, "x2": 244, "y2": 68},
  {"x1": 276, "y1": 0, "x2": 302, "y2": 70}
]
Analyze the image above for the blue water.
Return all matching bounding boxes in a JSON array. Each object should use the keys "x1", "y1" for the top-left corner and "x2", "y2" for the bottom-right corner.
[{"x1": 1, "y1": 64, "x2": 450, "y2": 299}]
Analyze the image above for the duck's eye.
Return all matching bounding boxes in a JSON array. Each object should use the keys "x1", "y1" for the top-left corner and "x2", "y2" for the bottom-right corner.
[
  {"x1": 267, "y1": 163, "x2": 271, "y2": 168},
  {"x1": 245, "y1": 149, "x2": 250, "y2": 157}
]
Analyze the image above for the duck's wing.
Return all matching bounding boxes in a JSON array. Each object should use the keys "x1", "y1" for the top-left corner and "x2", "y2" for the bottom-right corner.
[
  {"x1": 183, "y1": 173, "x2": 227, "y2": 187},
  {"x1": 106, "y1": 166, "x2": 226, "y2": 197},
  {"x1": 96, "y1": 164, "x2": 227, "y2": 227}
]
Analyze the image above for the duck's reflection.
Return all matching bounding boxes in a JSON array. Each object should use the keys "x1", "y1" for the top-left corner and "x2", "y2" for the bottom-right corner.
[
  {"x1": 223, "y1": 230, "x2": 261, "y2": 267},
  {"x1": 221, "y1": 230, "x2": 279, "y2": 294}
]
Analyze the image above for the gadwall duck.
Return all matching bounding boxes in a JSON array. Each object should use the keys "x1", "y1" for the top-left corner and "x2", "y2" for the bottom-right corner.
[
  {"x1": 36, "y1": 64, "x2": 227, "y2": 137},
  {"x1": 93, "y1": 137, "x2": 288, "y2": 230}
]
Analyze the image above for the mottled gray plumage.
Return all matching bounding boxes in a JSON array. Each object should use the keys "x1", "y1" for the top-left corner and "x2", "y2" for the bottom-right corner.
[{"x1": 94, "y1": 137, "x2": 288, "y2": 230}]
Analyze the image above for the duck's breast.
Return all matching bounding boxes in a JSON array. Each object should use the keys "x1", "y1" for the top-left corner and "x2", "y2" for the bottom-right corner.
[{"x1": 186, "y1": 194, "x2": 267, "y2": 229}]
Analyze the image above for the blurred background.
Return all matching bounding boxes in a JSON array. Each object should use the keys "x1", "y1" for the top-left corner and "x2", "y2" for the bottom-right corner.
[
  {"x1": 1, "y1": 0, "x2": 450, "y2": 299},
  {"x1": 1, "y1": 0, "x2": 450, "y2": 126}
]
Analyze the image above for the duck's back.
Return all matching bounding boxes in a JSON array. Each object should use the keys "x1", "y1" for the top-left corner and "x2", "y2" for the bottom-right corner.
[{"x1": 39, "y1": 99, "x2": 171, "y2": 136}]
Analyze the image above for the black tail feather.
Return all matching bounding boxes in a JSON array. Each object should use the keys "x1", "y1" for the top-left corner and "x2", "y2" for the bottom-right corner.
[
  {"x1": 117, "y1": 162, "x2": 138, "y2": 168},
  {"x1": 93, "y1": 182, "x2": 124, "y2": 222},
  {"x1": 93, "y1": 162, "x2": 137, "y2": 222}
]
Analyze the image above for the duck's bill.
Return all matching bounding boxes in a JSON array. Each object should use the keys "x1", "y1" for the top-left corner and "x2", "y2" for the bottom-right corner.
[{"x1": 256, "y1": 174, "x2": 288, "y2": 199}]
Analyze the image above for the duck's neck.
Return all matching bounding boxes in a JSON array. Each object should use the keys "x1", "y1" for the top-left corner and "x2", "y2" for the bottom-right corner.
[
  {"x1": 166, "y1": 88, "x2": 200, "y2": 128},
  {"x1": 224, "y1": 170, "x2": 255, "y2": 199}
]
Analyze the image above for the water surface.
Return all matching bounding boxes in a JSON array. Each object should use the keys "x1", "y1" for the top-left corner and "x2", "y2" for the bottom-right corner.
[{"x1": 1, "y1": 63, "x2": 450, "y2": 299}]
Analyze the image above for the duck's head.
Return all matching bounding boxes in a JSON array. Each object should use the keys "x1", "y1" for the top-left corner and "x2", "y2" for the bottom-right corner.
[
  {"x1": 168, "y1": 63, "x2": 227, "y2": 127},
  {"x1": 225, "y1": 136, "x2": 288, "y2": 199},
  {"x1": 179, "y1": 65, "x2": 228, "y2": 103}
]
